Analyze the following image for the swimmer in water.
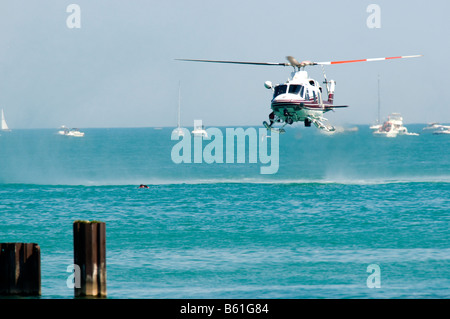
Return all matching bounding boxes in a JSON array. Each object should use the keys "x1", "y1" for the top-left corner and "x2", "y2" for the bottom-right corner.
[{"x1": 139, "y1": 184, "x2": 149, "y2": 188}]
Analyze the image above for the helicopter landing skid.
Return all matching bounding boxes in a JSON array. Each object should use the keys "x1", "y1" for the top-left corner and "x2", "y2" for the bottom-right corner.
[
  {"x1": 306, "y1": 117, "x2": 335, "y2": 132},
  {"x1": 263, "y1": 121, "x2": 286, "y2": 134}
]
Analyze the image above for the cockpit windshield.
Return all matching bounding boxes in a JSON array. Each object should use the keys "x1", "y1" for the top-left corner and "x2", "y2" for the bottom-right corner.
[
  {"x1": 273, "y1": 84, "x2": 305, "y2": 99},
  {"x1": 273, "y1": 85, "x2": 287, "y2": 98},
  {"x1": 288, "y1": 84, "x2": 304, "y2": 96}
]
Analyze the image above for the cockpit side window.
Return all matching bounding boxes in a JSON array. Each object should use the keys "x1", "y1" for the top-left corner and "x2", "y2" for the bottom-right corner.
[{"x1": 273, "y1": 85, "x2": 287, "y2": 98}]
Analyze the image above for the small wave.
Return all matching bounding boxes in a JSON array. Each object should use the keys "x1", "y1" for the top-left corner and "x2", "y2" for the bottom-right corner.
[
  {"x1": 123, "y1": 175, "x2": 450, "y2": 186},
  {"x1": 2, "y1": 175, "x2": 450, "y2": 187}
]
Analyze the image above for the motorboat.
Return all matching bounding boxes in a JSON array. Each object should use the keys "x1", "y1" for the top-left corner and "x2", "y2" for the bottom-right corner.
[
  {"x1": 423, "y1": 123, "x2": 450, "y2": 134},
  {"x1": 58, "y1": 125, "x2": 69, "y2": 135},
  {"x1": 433, "y1": 126, "x2": 450, "y2": 135},
  {"x1": 67, "y1": 128, "x2": 85, "y2": 137},
  {"x1": 423, "y1": 123, "x2": 443, "y2": 131},
  {"x1": 373, "y1": 113, "x2": 418, "y2": 137},
  {"x1": 58, "y1": 126, "x2": 85, "y2": 137},
  {"x1": 192, "y1": 122, "x2": 208, "y2": 138}
]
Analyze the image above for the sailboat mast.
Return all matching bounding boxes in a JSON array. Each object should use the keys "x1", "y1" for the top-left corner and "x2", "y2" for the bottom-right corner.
[
  {"x1": 178, "y1": 81, "x2": 181, "y2": 127},
  {"x1": 377, "y1": 75, "x2": 381, "y2": 124}
]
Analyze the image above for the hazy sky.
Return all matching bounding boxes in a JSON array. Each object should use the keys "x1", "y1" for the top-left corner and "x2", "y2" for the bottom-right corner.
[{"x1": 0, "y1": 0, "x2": 449, "y2": 128}]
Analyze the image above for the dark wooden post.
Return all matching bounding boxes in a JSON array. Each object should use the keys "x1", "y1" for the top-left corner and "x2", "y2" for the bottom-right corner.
[
  {"x1": 0, "y1": 243, "x2": 41, "y2": 296},
  {"x1": 73, "y1": 221, "x2": 107, "y2": 297}
]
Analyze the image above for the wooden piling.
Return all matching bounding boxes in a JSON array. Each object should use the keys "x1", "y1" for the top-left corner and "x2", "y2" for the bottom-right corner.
[
  {"x1": 73, "y1": 221, "x2": 107, "y2": 298},
  {"x1": 0, "y1": 243, "x2": 41, "y2": 296}
]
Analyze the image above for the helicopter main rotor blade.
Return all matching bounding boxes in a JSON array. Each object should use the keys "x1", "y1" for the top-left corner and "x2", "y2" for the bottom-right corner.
[
  {"x1": 175, "y1": 58, "x2": 291, "y2": 67},
  {"x1": 314, "y1": 54, "x2": 423, "y2": 65}
]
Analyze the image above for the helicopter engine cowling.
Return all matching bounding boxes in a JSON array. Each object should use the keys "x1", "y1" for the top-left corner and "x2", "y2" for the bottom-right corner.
[{"x1": 264, "y1": 81, "x2": 273, "y2": 89}]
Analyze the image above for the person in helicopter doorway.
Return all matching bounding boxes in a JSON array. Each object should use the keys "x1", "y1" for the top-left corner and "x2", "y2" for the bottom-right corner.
[{"x1": 268, "y1": 111, "x2": 275, "y2": 127}]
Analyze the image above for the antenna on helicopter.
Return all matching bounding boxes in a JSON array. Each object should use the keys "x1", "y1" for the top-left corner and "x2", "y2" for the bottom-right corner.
[{"x1": 320, "y1": 65, "x2": 329, "y2": 95}]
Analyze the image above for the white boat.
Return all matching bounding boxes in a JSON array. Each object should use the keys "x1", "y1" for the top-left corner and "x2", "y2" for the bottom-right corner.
[
  {"x1": 369, "y1": 123, "x2": 381, "y2": 130},
  {"x1": 423, "y1": 123, "x2": 443, "y2": 131},
  {"x1": 173, "y1": 82, "x2": 184, "y2": 137},
  {"x1": 1, "y1": 109, "x2": 11, "y2": 131},
  {"x1": 58, "y1": 126, "x2": 84, "y2": 137},
  {"x1": 192, "y1": 122, "x2": 208, "y2": 138},
  {"x1": 373, "y1": 113, "x2": 418, "y2": 137},
  {"x1": 67, "y1": 128, "x2": 84, "y2": 137},
  {"x1": 423, "y1": 123, "x2": 450, "y2": 134},
  {"x1": 433, "y1": 127, "x2": 450, "y2": 135},
  {"x1": 58, "y1": 125, "x2": 69, "y2": 135}
]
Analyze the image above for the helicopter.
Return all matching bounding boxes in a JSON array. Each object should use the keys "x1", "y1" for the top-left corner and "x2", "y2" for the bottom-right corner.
[{"x1": 176, "y1": 54, "x2": 422, "y2": 133}]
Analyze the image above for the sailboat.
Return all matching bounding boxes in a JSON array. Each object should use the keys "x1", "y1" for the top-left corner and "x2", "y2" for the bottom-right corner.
[
  {"x1": 369, "y1": 75, "x2": 382, "y2": 130},
  {"x1": 173, "y1": 82, "x2": 184, "y2": 137},
  {"x1": 1, "y1": 109, "x2": 11, "y2": 132}
]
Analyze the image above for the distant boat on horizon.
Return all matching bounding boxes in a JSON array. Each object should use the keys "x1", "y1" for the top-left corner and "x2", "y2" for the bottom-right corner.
[
  {"x1": 192, "y1": 122, "x2": 208, "y2": 138},
  {"x1": 432, "y1": 126, "x2": 450, "y2": 135},
  {"x1": 1, "y1": 109, "x2": 11, "y2": 132},
  {"x1": 57, "y1": 125, "x2": 85, "y2": 137},
  {"x1": 423, "y1": 123, "x2": 450, "y2": 135}
]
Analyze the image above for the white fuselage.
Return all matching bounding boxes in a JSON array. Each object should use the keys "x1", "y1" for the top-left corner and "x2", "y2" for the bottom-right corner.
[{"x1": 270, "y1": 71, "x2": 328, "y2": 122}]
